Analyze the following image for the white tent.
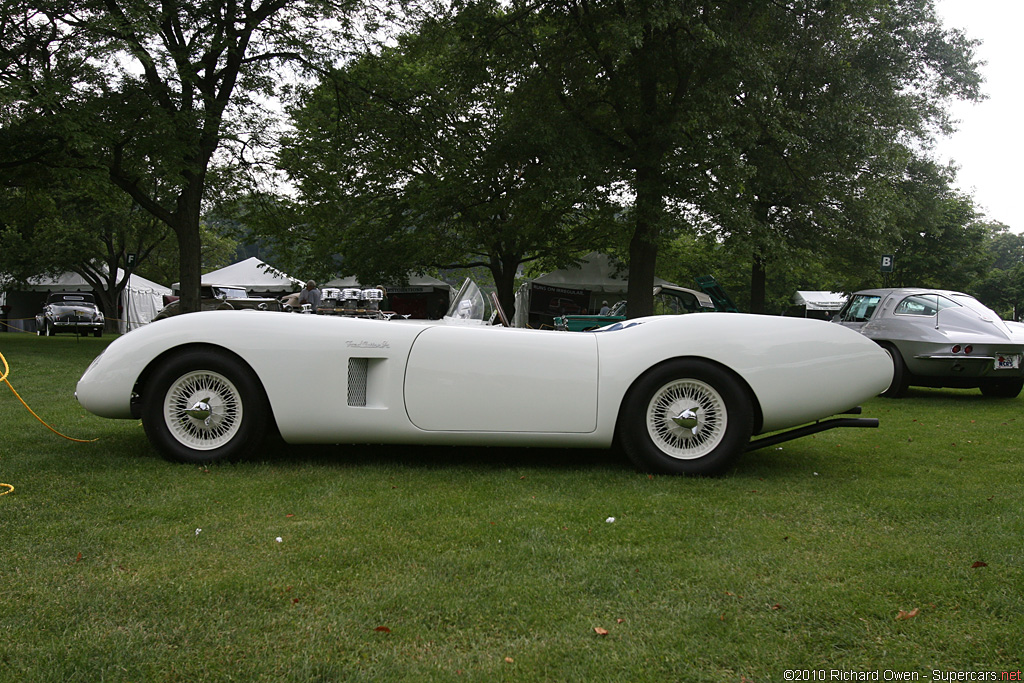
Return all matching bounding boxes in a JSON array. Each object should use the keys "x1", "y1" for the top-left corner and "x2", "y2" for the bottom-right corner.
[
  {"x1": 787, "y1": 291, "x2": 847, "y2": 320},
  {"x1": 13, "y1": 269, "x2": 171, "y2": 333},
  {"x1": 175, "y1": 256, "x2": 302, "y2": 294},
  {"x1": 513, "y1": 253, "x2": 675, "y2": 327},
  {"x1": 793, "y1": 291, "x2": 847, "y2": 311}
]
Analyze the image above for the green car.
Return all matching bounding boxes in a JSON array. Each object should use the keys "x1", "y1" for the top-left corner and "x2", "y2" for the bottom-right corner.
[{"x1": 554, "y1": 285, "x2": 716, "y2": 331}]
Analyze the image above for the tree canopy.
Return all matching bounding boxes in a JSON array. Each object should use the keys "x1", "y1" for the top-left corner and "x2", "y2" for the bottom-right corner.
[
  {"x1": 271, "y1": 4, "x2": 620, "y2": 312},
  {"x1": 1, "y1": 0, "x2": 996, "y2": 321},
  {"x1": 1, "y1": 0, "x2": 366, "y2": 311}
]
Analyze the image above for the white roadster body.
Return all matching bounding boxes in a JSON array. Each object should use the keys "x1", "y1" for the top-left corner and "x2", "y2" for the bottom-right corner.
[{"x1": 76, "y1": 282, "x2": 892, "y2": 474}]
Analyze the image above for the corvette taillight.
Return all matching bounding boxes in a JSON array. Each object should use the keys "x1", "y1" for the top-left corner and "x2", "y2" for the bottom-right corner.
[
  {"x1": 964, "y1": 345, "x2": 973, "y2": 354},
  {"x1": 952, "y1": 345, "x2": 961, "y2": 353}
]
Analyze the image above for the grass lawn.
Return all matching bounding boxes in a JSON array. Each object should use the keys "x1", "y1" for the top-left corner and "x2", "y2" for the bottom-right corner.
[{"x1": 1, "y1": 333, "x2": 1021, "y2": 682}]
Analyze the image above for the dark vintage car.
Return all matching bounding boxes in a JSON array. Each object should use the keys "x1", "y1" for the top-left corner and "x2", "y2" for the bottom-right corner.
[
  {"x1": 834, "y1": 288, "x2": 1024, "y2": 398},
  {"x1": 153, "y1": 285, "x2": 283, "y2": 321},
  {"x1": 36, "y1": 292, "x2": 105, "y2": 337}
]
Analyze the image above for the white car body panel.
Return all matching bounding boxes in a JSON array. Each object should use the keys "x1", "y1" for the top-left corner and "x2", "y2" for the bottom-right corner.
[
  {"x1": 76, "y1": 309, "x2": 891, "y2": 450},
  {"x1": 405, "y1": 325, "x2": 599, "y2": 433},
  {"x1": 589, "y1": 314, "x2": 890, "y2": 433}
]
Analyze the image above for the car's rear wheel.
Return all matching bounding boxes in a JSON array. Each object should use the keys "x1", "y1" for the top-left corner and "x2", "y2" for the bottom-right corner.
[
  {"x1": 879, "y1": 343, "x2": 909, "y2": 398},
  {"x1": 141, "y1": 349, "x2": 271, "y2": 463},
  {"x1": 617, "y1": 359, "x2": 753, "y2": 476},
  {"x1": 980, "y1": 379, "x2": 1023, "y2": 398}
]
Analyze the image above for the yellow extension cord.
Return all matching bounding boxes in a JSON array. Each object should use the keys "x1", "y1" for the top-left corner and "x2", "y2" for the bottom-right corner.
[{"x1": 1, "y1": 349, "x2": 99, "y2": 497}]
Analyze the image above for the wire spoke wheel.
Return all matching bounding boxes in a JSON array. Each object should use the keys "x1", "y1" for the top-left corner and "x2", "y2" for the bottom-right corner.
[
  {"x1": 142, "y1": 350, "x2": 271, "y2": 463},
  {"x1": 618, "y1": 359, "x2": 752, "y2": 476},
  {"x1": 646, "y1": 378, "x2": 727, "y2": 460},
  {"x1": 163, "y1": 370, "x2": 243, "y2": 450}
]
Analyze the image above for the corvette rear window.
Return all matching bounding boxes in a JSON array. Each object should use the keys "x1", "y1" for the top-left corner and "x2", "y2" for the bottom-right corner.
[{"x1": 894, "y1": 294, "x2": 958, "y2": 316}]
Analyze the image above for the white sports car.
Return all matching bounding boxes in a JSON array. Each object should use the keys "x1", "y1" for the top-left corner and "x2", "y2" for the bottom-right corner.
[{"x1": 76, "y1": 280, "x2": 892, "y2": 475}]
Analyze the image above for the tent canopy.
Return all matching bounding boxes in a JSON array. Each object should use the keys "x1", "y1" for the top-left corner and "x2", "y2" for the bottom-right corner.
[
  {"x1": 530, "y1": 253, "x2": 673, "y2": 292},
  {"x1": 513, "y1": 253, "x2": 677, "y2": 327},
  {"x1": 23, "y1": 270, "x2": 167, "y2": 294},
  {"x1": 793, "y1": 291, "x2": 847, "y2": 311},
  {"x1": 7, "y1": 268, "x2": 171, "y2": 332},
  {"x1": 174, "y1": 257, "x2": 301, "y2": 293}
]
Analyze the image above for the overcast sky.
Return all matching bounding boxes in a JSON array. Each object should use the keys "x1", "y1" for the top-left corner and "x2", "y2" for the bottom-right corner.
[{"x1": 933, "y1": 0, "x2": 1023, "y2": 233}]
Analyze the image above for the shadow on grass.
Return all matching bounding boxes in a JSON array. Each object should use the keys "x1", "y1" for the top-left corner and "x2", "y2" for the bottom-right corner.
[
  {"x1": 260, "y1": 441, "x2": 634, "y2": 474},
  {"x1": 90, "y1": 417, "x2": 863, "y2": 479},
  {"x1": 899, "y1": 386, "x2": 1020, "y2": 401}
]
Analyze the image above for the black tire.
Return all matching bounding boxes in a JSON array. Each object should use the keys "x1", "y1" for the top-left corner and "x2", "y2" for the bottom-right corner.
[
  {"x1": 94, "y1": 329, "x2": 103, "y2": 338},
  {"x1": 141, "y1": 349, "x2": 271, "y2": 463},
  {"x1": 617, "y1": 359, "x2": 753, "y2": 476},
  {"x1": 879, "y1": 343, "x2": 909, "y2": 398},
  {"x1": 980, "y1": 379, "x2": 1023, "y2": 398}
]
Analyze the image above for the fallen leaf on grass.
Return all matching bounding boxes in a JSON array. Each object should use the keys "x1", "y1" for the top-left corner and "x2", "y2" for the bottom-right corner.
[
  {"x1": 504, "y1": 657, "x2": 514, "y2": 664},
  {"x1": 374, "y1": 626, "x2": 391, "y2": 633},
  {"x1": 594, "y1": 627, "x2": 609, "y2": 636},
  {"x1": 771, "y1": 604, "x2": 784, "y2": 611},
  {"x1": 74, "y1": 552, "x2": 82, "y2": 563},
  {"x1": 895, "y1": 608, "x2": 920, "y2": 621},
  {"x1": 971, "y1": 561, "x2": 988, "y2": 568}
]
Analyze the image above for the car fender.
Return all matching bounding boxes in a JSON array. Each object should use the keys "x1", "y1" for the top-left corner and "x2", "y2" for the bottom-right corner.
[{"x1": 593, "y1": 314, "x2": 892, "y2": 434}]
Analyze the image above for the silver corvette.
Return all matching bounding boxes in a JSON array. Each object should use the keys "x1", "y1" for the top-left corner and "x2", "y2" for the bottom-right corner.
[
  {"x1": 76, "y1": 280, "x2": 892, "y2": 475},
  {"x1": 834, "y1": 288, "x2": 1024, "y2": 398}
]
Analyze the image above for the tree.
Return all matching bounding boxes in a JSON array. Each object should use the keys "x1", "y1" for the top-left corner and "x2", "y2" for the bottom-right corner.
[
  {"x1": 1, "y1": 0, "x2": 363, "y2": 312},
  {"x1": 505, "y1": 0, "x2": 981, "y2": 316},
  {"x1": 507, "y1": 0, "x2": 752, "y2": 318},
  {"x1": 971, "y1": 225, "x2": 1024, "y2": 320},
  {"x1": 0, "y1": 174, "x2": 170, "y2": 331},
  {"x1": 276, "y1": 5, "x2": 618, "y2": 314},
  {"x1": 691, "y1": 0, "x2": 981, "y2": 312},
  {"x1": 883, "y1": 160, "x2": 991, "y2": 291}
]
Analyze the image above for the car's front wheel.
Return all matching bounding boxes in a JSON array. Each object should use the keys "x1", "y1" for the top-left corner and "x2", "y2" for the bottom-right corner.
[
  {"x1": 617, "y1": 359, "x2": 753, "y2": 475},
  {"x1": 141, "y1": 349, "x2": 271, "y2": 463}
]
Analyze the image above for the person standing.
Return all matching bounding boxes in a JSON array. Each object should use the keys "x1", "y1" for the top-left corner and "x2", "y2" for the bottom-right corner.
[{"x1": 299, "y1": 280, "x2": 321, "y2": 312}]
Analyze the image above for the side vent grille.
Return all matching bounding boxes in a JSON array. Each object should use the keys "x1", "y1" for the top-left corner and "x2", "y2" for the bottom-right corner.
[{"x1": 347, "y1": 358, "x2": 368, "y2": 407}]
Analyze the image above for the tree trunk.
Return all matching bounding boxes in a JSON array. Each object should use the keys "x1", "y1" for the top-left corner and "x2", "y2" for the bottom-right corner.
[
  {"x1": 749, "y1": 202, "x2": 771, "y2": 315},
  {"x1": 174, "y1": 184, "x2": 205, "y2": 313},
  {"x1": 490, "y1": 251, "x2": 521, "y2": 324},
  {"x1": 627, "y1": 164, "x2": 663, "y2": 319},
  {"x1": 95, "y1": 286, "x2": 121, "y2": 334},
  {"x1": 749, "y1": 252, "x2": 767, "y2": 314}
]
